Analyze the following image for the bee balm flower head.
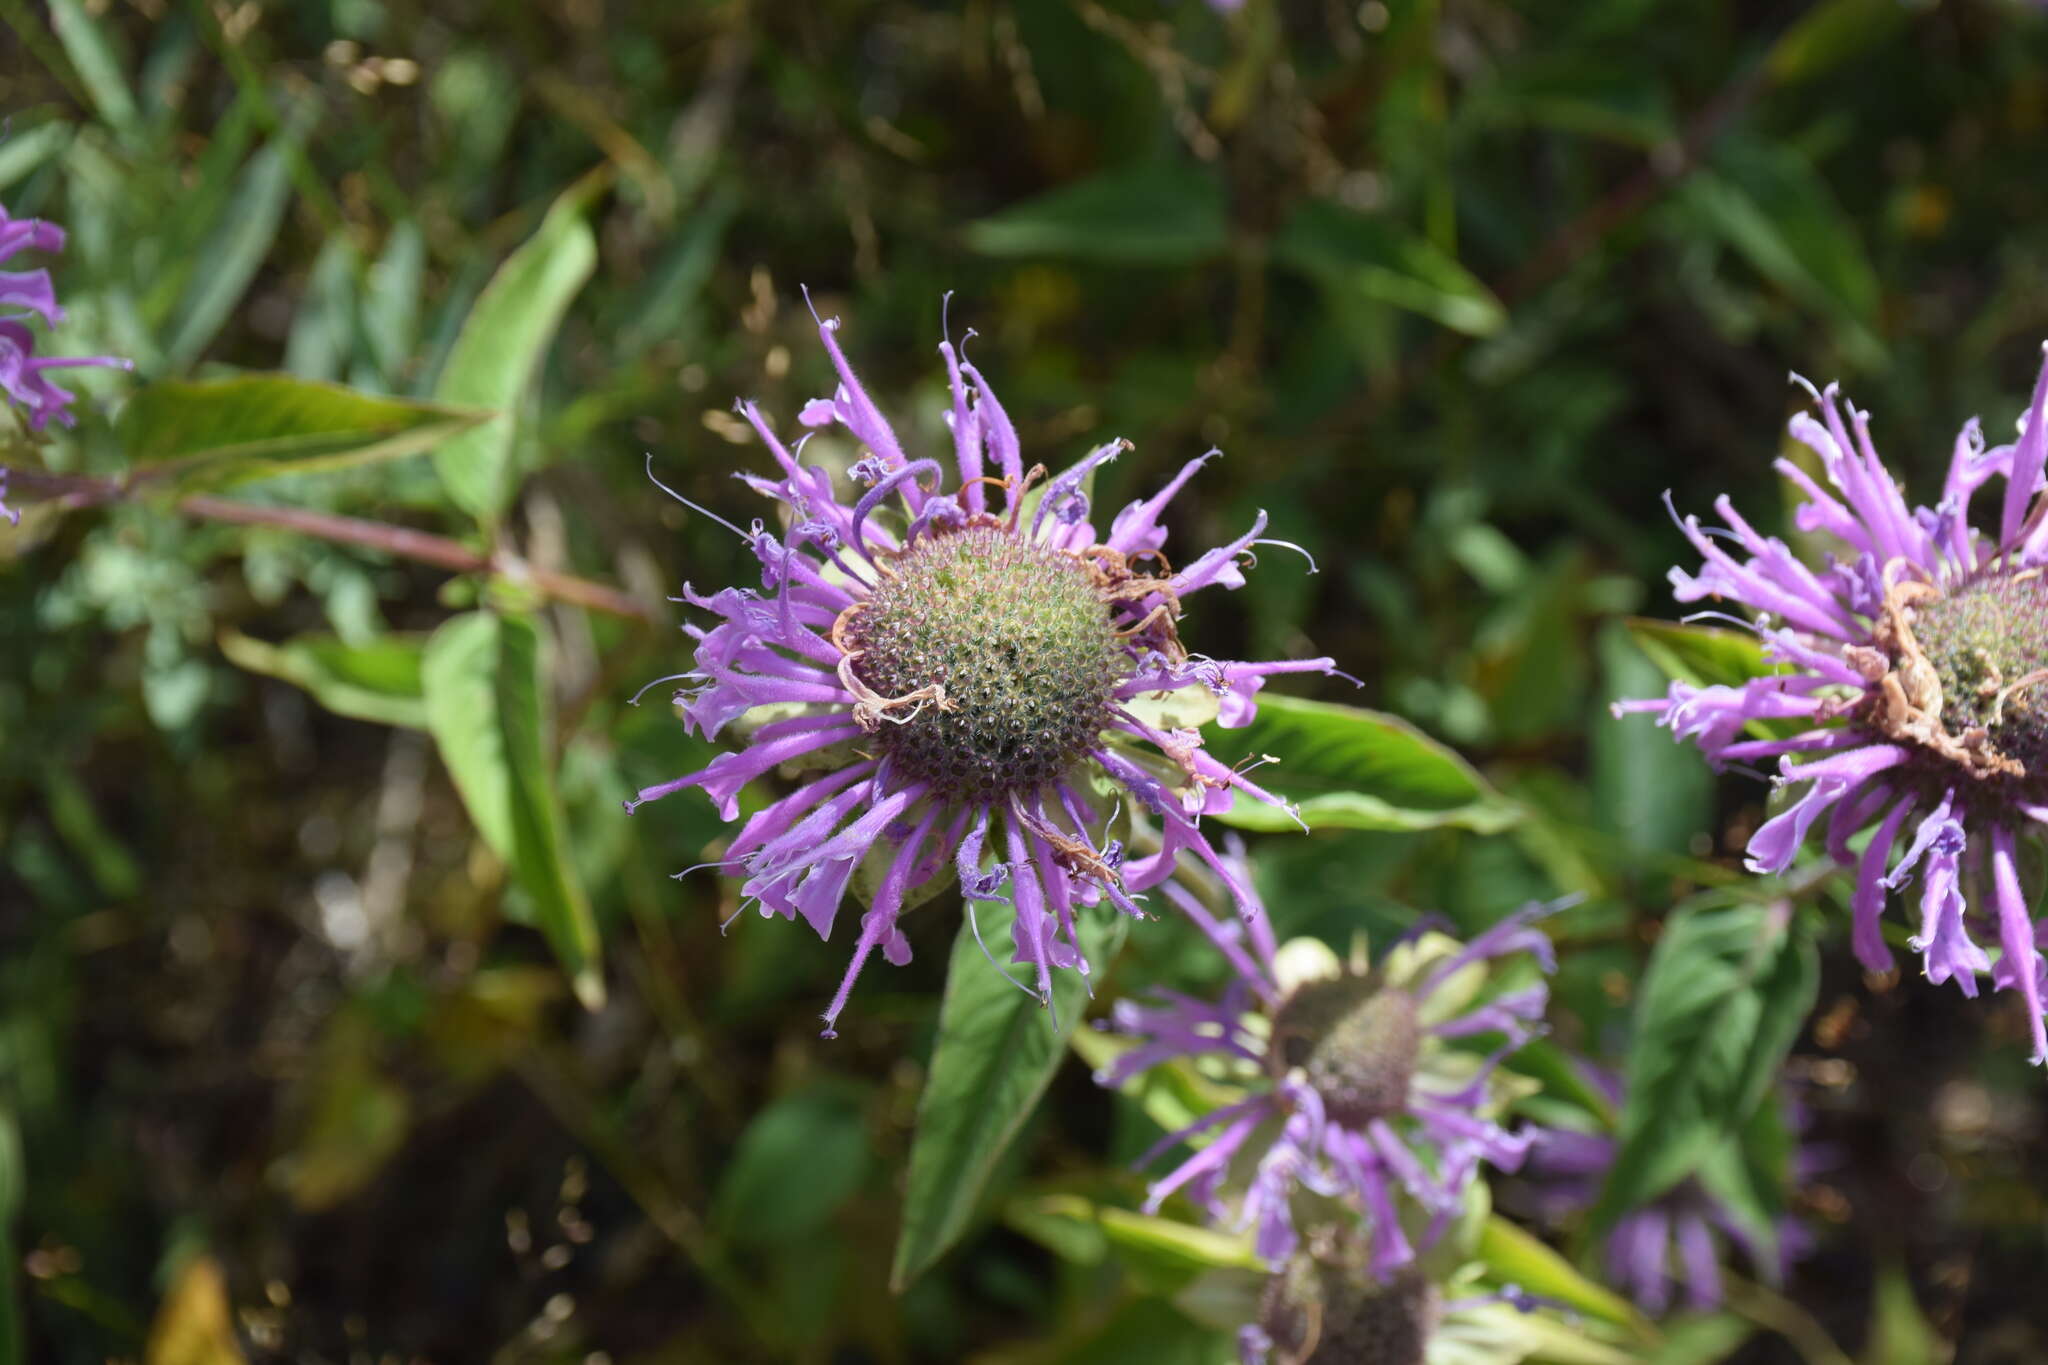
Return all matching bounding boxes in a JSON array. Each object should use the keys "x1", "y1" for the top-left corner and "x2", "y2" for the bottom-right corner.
[
  {"x1": 629, "y1": 299, "x2": 1342, "y2": 1034},
  {"x1": 1098, "y1": 872, "x2": 1555, "y2": 1275},
  {"x1": 1620, "y1": 346, "x2": 2048, "y2": 1063}
]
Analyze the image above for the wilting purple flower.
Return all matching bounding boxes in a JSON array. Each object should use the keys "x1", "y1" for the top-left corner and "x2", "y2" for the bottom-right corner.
[
  {"x1": 1097, "y1": 880, "x2": 1554, "y2": 1276},
  {"x1": 0, "y1": 198, "x2": 128, "y2": 432},
  {"x1": 1620, "y1": 346, "x2": 2048, "y2": 1062},
  {"x1": 1524, "y1": 1067, "x2": 1823, "y2": 1315},
  {"x1": 629, "y1": 301, "x2": 1341, "y2": 1035}
]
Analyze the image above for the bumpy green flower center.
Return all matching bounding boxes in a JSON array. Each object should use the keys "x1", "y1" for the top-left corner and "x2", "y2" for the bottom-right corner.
[
  {"x1": 1258, "y1": 1255, "x2": 1438, "y2": 1365},
  {"x1": 1268, "y1": 976, "x2": 1422, "y2": 1129},
  {"x1": 1914, "y1": 569, "x2": 2048, "y2": 773},
  {"x1": 845, "y1": 525, "x2": 1122, "y2": 802}
]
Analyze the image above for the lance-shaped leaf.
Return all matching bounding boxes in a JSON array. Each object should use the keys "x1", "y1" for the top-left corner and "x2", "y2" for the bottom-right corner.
[
  {"x1": 1275, "y1": 199, "x2": 1506, "y2": 337},
  {"x1": 119, "y1": 375, "x2": 488, "y2": 492},
  {"x1": 965, "y1": 162, "x2": 1228, "y2": 266},
  {"x1": 891, "y1": 898, "x2": 1130, "y2": 1291},
  {"x1": 163, "y1": 139, "x2": 298, "y2": 372},
  {"x1": 1005, "y1": 1193, "x2": 1263, "y2": 1275},
  {"x1": 1624, "y1": 618, "x2": 1779, "y2": 691},
  {"x1": 421, "y1": 612, "x2": 603, "y2": 1009},
  {"x1": 431, "y1": 177, "x2": 600, "y2": 526},
  {"x1": 1475, "y1": 1215, "x2": 1650, "y2": 1336},
  {"x1": 1208, "y1": 693, "x2": 1523, "y2": 834},
  {"x1": 218, "y1": 630, "x2": 428, "y2": 730}
]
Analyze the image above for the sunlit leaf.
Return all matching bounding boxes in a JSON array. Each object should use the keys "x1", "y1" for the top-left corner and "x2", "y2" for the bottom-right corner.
[
  {"x1": 1475, "y1": 1215, "x2": 1650, "y2": 1335},
  {"x1": 144, "y1": 1255, "x2": 247, "y2": 1365},
  {"x1": 1594, "y1": 622, "x2": 1712, "y2": 856},
  {"x1": 119, "y1": 374, "x2": 488, "y2": 491},
  {"x1": 218, "y1": 629, "x2": 428, "y2": 730},
  {"x1": 1005, "y1": 1193, "x2": 1263, "y2": 1275},
  {"x1": 1623, "y1": 618, "x2": 1779, "y2": 691},
  {"x1": 431, "y1": 176, "x2": 601, "y2": 525},
  {"x1": 1208, "y1": 694, "x2": 1523, "y2": 834},
  {"x1": 1864, "y1": 1260, "x2": 1946, "y2": 1365}
]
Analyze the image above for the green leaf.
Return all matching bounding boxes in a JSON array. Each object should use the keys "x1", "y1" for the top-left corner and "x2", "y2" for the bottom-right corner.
[
  {"x1": 1207, "y1": 693, "x2": 1523, "y2": 834},
  {"x1": 1475, "y1": 1215, "x2": 1650, "y2": 1335},
  {"x1": 1765, "y1": 0, "x2": 1913, "y2": 87},
  {"x1": 1647, "y1": 1314, "x2": 1756, "y2": 1365},
  {"x1": 1005, "y1": 1193, "x2": 1263, "y2": 1275},
  {"x1": 1692, "y1": 1093, "x2": 1794, "y2": 1271},
  {"x1": 1275, "y1": 199, "x2": 1506, "y2": 337},
  {"x1": 1676, "y1": 138, "x2": 1883, "y2": 365},
  {"x1": 890, "y1": 898, "x2": 1130, "y2": 1290},
  {"x1": 1594, "y1": 621, "x2": 1712, "y2": 856},
  {"x1": 1864, "y1": 1261, "x2": 1945, "y2": 1365},
  {"x1": 712, "y1": 1085, "x2": 871, "y2": 1249},
  {"x1": 421, "y1": 613, "x2": 604, "y2": 1008},
  {"x1": 1025, "y1": 1297, "x2": 1235, "y2": 1365},
  {"x1": 1072, "y1": 1027, "x2": 1234, "y2": 1141},
  {"x1": 118, "y1": 375, "x2": 489, "y2": 490},
  {"x1": 1594, "y1": 898, "x2": 1817, "y2": 1229},
  {"x1": 431, "y1": 179, "x2": 600, "y2": 525},
  {"x1": 0, "y1": 1106, "x2": 18, "y2": 1365},
  {"x1": 965, "y1": 163, "x2": 1228, "y2": 266},
  {"x1": 0, "y1": 120, "x2": 72, "y2": 192},
  {"x1": 362, "y1": 221, "x2": 425, "y2": 387},
  {"x1": 47, "y1": 0, "x2": 140, "y2": 140},
  {"x1": 219, "y1": 630, "x2": 428, "y2": 730},
  {"x1": 1623, "y1": 618, "x2": 1779, "y2": 691},
  {"x1": 283, "y1": 236, "x2": 361, "y2": 383},
  {"x1": 164, "y1": 141, "x2": 297, "y2": 372}
]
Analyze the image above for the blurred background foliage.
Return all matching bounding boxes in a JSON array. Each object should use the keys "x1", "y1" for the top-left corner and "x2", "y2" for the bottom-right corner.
[{"x1": 3, "y1": 0, "x2": 2048, "y2": 1361}]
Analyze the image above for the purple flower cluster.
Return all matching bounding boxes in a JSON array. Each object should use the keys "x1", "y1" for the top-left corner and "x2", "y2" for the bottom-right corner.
[
  {"x1": 1097, "y1": 877, "x2": 1554, "y2": 1276},
  {"x1": 1, "y1": 196, "x2": 126, "y2": 440},
  {"x1": 1621, "y1": 347, "x2": 2048, "y2": 1061},
  {"x1": 631, "y1": 303, "x2": 1340, "y2": 1034}
]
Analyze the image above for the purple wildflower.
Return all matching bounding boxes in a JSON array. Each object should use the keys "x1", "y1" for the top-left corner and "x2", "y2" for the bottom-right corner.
[
  {"x1": 1620, "y1": 346, "x2": 2048, "y2": 1063},
  {"x1": 1523, "y1": 1066, "x2": 1823, "y2": 1315},
  {"x1": 628, "y1": 302, "x2": 1341, "y2": 1035},
  {"x1": 0, "y1": 197, "x2": 128, "y2": 432},
  {"x1": 1096, "y1": 876, "x2": 1554, "y2": 1276}
]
